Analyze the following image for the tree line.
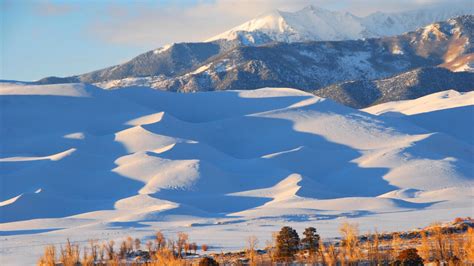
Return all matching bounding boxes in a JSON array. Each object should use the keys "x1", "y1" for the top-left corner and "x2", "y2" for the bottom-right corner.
[{"x1": 37, "y1": 218, "x2": 474, "y2": 265}]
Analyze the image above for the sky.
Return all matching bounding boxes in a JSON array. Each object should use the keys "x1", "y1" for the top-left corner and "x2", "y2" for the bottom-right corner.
[{"x1": 0, "y1": 0, "x2": 471, "y2": 81}]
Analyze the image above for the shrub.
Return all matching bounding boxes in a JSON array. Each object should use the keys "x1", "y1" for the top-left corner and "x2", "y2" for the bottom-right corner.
[
  {"x1": 198, "y1": 256, "x2": 219, "y2": 266},
  {"x1": 396, "y1": 248, "x2": 423, "y2": 265},
  {"x1": 151, "y1": 248, "x2": 184, "y2": 266},
  {"x1": 59, "y1": 239, "x2": 80, "y2": 266},
  {"x1": 465, "y1": 227, "x2": 474, "y2": 262},
  {"x1": 37, "y1": 245, "x2": 56, "y2": 266}
]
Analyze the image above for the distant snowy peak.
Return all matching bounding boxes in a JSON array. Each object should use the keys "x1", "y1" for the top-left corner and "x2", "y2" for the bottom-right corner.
[
  {"x1": 207, "y1": 4, "x2": 474, "y2": 44},
  {"x1": 207, "y1": 6, "x2": 362, "y2": 44},
  {"x1": 361, "y1": 7, "x2": 473, "y2": 38}
]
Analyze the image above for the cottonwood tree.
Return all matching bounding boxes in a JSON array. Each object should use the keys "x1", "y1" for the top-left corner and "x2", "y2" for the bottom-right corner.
[
  {"x1": 366, "y1": 231, "x2": 381, "y2": 264},
  {"x1": 105, "y1": 240, "x2": 115, "y2": 260},
  {"x1": 191, "y1": 242, "x2": 198, "y2": 254},
  {"x1": 155, "y1": 231, "x2": 166, "y2": 251},
  {"x1": 119, "y1": 241, "x2": 127, "y2": 258},
  {"x1": 146, "y1": 240, "x2": 153, "y2": 253},
  {"x1": 339, "y1": 222, "x2": 360, "y2": 265},
  {"x1": 88, "y1": 239, "x2": 98, "y2": 262},
  {"x1": 59, "y1": 239, "x2": 80, "y2": 266},
  {"x1": 418, "y1": 231, "x2": 432, "y2": 262},
  {"x1": 81, "y1": 247, "x2": 94, "y2": 266},
  {"x1": 99, "y1": 244, "x2": 105, "y2": 262},
  {"x1": 464, "y1": 228, "x2": 474, "y2": 262},
  {"x1": 320, "y1": 242, "x2": 339, "y2": 266},
  {"x1": 275, "y1": 226, "x2": 300, "y2": 262},
  {"x1": 167, "y1": 239, "x2": 176, "y2": 254},
  {"x1": 432, "y1": 223, "x2": 448, "y2": 262},
  {"x1": 184, "y1": 243, "x2": 190, "y2": 256},
  {"x1": 134, "y1": 238, "x2": 141, "y2": 251},
  {"x1": 246, "y1": 235, "x2": 259, "y2": 265},
  {"x1": 176, "y1": 232, "x2": 189, "y2": 257},
  {"x1": 125, "y1": 236, "x2": 133, "y2": 253}
]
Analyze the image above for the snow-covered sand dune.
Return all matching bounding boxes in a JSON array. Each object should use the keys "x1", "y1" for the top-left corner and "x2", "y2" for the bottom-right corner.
[
  {"x1": 0, "y1": 83, "x2": 472, "y2": 265},
  {"x1": 364, "y1": 90, "x2": 474, "y2": 144}
]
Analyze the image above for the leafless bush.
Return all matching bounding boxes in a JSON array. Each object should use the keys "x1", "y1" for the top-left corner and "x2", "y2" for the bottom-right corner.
[{"x1": 37, "y1": 245, "x2": 56, "y2": 266}]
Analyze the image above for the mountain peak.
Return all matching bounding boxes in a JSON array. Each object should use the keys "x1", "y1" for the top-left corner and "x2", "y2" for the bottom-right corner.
[
  {"x1": 206, "y1": 5, "x2": 473, "y2": 44},
  {"x1": 300, "y1": 5, "x2": 331, "y2": 13}
]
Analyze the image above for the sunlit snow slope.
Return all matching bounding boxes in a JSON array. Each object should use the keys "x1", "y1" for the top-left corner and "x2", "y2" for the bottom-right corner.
[
  {"x1": 207, "y1": 5, "x2": 473, "y2": 44},
  {"x1": 0, "y1": 83, "x2": 472, "y2": 265},
  {"x1": 364, "y1": 90, "x2": 474, "y2": 144}
]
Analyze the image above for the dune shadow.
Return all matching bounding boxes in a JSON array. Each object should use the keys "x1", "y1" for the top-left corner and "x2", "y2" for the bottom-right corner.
[
  {"x1": 0, "y1": 228, "x2": 63, "y2": 236},
  {"x1": 407, "y1": 105, "x2": 474, "y2": 145},
  {"x1": 105, "y1": 221, "x2": 151, "y2": 229},
  {"x1": 152, "y1": 192, "x2": 272, "y2": 215},
  {"x1": 0, "y1": 88, "x2": 444, "y2": 223},
  {"x1": 144, "y1": 98, "x2": 399, "y2": 201},
  {"x1": 109, "y1": 87, "x2": 313, "y2": 123},
  {"x1": 0, "y1": 94, "x2": 154, "y2": 222}
]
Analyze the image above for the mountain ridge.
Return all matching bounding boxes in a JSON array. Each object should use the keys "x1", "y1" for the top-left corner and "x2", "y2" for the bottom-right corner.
[
  {"x1": 95, "y1": 16, "x2": 472, "y2": 97},
  {"x1": 313, "y1": 67, "x2": 474, "y2": 108},
  {"x1": 37, "y1": 7, "x2": 473, "y2": 87},
  {"x1": 206, "y1": 4, "x2": 473, "y2": 44},
  {"x1": 35, "y1": 13, "x2": 474, "y2": 109}
]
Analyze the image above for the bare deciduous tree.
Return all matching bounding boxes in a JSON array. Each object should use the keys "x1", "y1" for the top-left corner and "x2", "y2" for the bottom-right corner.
[
  {"x1": 105, "y1": 240, "x2": 115, "y2": 260},
  {"x1": 155, "y1": 231, "x2": 166, "y2": 251},
  {"x1": 246, "y1": 235, "x2": 259, "y2": 266},
  {"x1": 176, "y1": 232, "x2": 189, "y2": 257},
  {"x1": 339, "y1": 222, "x2": 360, "y2": 265},
  {"x1": 134, "y1": 238, "x2": 141, "y2": 251}
]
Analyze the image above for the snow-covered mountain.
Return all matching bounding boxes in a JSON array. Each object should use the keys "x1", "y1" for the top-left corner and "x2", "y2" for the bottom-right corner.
[
  {"x1": 37, "y1": 7, "x2": 474, "y2": 92},
  {"x1": 207, "y1": 6, "x2": 363, "y2": 44},
  {"x1": 38, "y1": 15, "x2": 472, "y2": 98},
  {"x1": 0, "y1": 83, "x2": 472, "y2": 265},
  {"x1": 85, "y1": 16, "x2": 473, "y2": 103},
  {"x1": 207, "y1": 5, "x2": 474, "y2": 44}
]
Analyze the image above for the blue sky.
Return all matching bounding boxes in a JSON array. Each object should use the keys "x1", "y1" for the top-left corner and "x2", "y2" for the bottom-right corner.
[{"x1": 0, "y1": 0, "x2": 468, "y2": 81}]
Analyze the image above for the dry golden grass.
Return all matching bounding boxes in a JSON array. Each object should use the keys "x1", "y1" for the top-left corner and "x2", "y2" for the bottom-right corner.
[
  {"x1": 418, "y1": 231, "x2": 432, "y2": 261},
  {"x1": 466, "y1": 228, "x2": 474, "y2": 261},
  {"x1": 339, "y1": 222, "x2": 361, "y2": 264},
  {"x1": 36, "y1": 218, "x2": 474, "y2": 265},
  {"x1": 37, "y1": 245, "x2": 55, "y2": 266},
  {"x1": 59, "y1": 239, "x2": 80, "y2": 266},
  {"x1": 150, "y1": 248, "x2": 186, "y2": 266},
  {"x1": 320, "y1": 241, "x2": 338, "y2": 266}
]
